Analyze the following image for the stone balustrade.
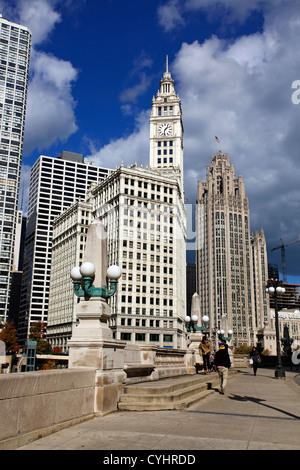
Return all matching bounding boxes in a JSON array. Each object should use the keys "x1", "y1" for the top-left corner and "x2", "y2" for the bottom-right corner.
[{"x1": 0, "y1": 346, "x2": 249, "y2": 449}]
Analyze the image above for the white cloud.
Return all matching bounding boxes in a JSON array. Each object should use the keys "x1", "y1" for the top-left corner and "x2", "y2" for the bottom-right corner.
[
  {"x1": 86, "y1": 110, "x2": 150, "y2": 169},
  {"x1": 23, "y1": 50, "x2": 78, "y2": 154},
  {"x1": 0, "y1": 0, "x2": 80, "y2": 156},
  {"x1": 18, "y1": 0, "x2": 61, "y2": 45},
  {"x1": 157, "y1": 0, "x2": 185, "y2": 32},
  {"x1": 0, "y1": 0, "x2": 61, "y2": 45},
  {"x1": 161, "y1": 0, "x2": 287, "y2": 28},
  {"x1": 120, "y1": 73, "x2": 152, "y2": 104}
]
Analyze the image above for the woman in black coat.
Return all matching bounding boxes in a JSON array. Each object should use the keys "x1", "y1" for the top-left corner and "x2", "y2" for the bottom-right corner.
[{"x1": 250, "y1": 347, "x2": 261, "y2": 376}]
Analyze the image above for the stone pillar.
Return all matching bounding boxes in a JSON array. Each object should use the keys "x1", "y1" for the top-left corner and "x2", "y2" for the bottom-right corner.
[{"x1": 68, "y1": 220, "x2": 126, "y2": 415}]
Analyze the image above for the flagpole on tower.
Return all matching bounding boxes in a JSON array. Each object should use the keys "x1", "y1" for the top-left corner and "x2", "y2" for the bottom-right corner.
[{"x1": 215, "y1": 136, "x2": 221, "y2": 154}]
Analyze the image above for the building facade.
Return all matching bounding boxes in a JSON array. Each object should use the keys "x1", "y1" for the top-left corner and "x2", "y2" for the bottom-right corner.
[
  {"x1": 93, "y1": 164, "x2": 186, "y2": 348},
  {"x1": 196, "y1": 151, "x2": 268, "y2": 346},
  {"x1": 47, "y1": 200, "x2": 93, "y2": 352},
  {"x1": 251, "y1": 229, "x2": 269, "y2": 331},
  {"x1": 48, "y1": 164, "x2": 186, "y2": 350},
  {"x1": 0, "y1": 14, "x2": 31, "y2": 322},
  {"x1": 18, "y1": 151, "x2": 111, "y2": 343},
  {"x1": 47, "y1": 61, "x2": 187, "y2": 350}
]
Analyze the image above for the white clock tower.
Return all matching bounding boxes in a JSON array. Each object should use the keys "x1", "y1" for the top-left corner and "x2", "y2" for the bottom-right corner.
[{"x1": 150, "y1": 57, "x2": 184, "y2": 192}]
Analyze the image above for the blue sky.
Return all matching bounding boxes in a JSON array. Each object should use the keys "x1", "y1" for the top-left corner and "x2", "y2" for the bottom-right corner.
[{"x1": 1, "y1": 0, "x2": 300, "y2": 283}]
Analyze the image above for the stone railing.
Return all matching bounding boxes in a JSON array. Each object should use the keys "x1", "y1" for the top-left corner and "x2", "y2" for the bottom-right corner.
[
  {"x1": 0, "y1": 346, "x2": 196, "y2": 449},
  {"x1": 123, "y1": 345, "x2": 195, "y2": 383},
  {"x1": 0, "y1": 346, "x2": 258, "y2": 449},
  {"x1": 0, "y1": 368, "x2": 96, "y2": 450}
]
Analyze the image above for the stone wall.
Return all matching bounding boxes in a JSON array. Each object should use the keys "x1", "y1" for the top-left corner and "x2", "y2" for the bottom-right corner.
[
  {"x1": 0, "y1": 368, "x2": 96, "y2": 450},
  {"x1": 0, "y1": 348, "x2": 252, "y2": 449}
]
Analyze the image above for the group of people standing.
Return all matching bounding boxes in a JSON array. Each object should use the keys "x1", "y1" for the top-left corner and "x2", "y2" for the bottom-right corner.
[{"x1": 199, "y1": 336, "x2": 261, "y2": 395}]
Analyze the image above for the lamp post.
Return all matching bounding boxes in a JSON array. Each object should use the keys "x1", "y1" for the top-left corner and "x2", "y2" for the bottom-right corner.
[
  {"x1": 70, "y1": 262, "x2": 122, "y2": 299},
  {"x1": 266, "y1": 278, "x2": 286, "y2": 379},
  {"x1": 68, "y1": 220, "x2": 127, "y2": 416},
  {"x1": 184, "y1": 315, "x2": 209, "y2": 333}
]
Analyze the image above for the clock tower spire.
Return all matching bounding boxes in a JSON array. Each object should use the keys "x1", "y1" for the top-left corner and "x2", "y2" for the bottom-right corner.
[{"x1": 149, "y1": 57, "x2": 184, "y2": 192}]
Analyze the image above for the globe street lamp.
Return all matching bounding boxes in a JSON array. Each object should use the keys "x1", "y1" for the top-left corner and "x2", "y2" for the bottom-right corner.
[
  {"x1": 70, "y1": 262, "x2": 122, "y2": 299},
  {"x1": 184, "y1": 315, "x2": 209, "y2": 333},
  {"x1": 217, "y1": 328, "x2": 233, "y2": 342},
  {"x1": 266, "y1": 278, "x2": 286, "y2": 379}
]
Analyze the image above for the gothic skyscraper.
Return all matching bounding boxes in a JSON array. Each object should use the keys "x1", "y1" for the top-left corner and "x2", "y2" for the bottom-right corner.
[{"x1": 196, "y1": 152, "x2": 268, "y2": 346}]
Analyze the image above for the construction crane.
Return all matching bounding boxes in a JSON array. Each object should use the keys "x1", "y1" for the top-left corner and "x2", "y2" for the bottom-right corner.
[{"x1": 270, "y1": 238, "x2": 300, "y2": 282}]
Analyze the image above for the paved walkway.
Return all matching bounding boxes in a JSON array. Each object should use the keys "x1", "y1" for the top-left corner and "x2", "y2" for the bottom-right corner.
[{"x1": 17, "y1": 368, "x2": 300, "y2": 451}]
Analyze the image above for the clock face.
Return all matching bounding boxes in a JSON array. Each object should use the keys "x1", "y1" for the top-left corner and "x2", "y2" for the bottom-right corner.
[{"x1": 158, "y1": 123, "x2": 172, "y2": 136}]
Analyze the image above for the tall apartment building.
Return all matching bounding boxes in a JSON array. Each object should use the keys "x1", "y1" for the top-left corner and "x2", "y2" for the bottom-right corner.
[
  {"x1": 18, "y1": 151, "x2": 111, "y2": 343},
  {"x1": 0, "y1": 14, "x2": 31, "y2": 321},
  {"x1": 196, "y1": 152, "x2": 268, "y2": 346},
  {"x1": 47, "y1": 61, "x2": 187, "y2": 350},
  {"x1": 47, "y1": 199, "x2": 93, "y2": 352}
]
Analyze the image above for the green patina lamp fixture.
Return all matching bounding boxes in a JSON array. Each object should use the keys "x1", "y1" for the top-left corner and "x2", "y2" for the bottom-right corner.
[
  {"x1": 217, "y1": 328, "x2": 233, "y2": 342},
  {"x1": 184, "y1": 314, "x2": 209, "y2": 333},
  {"x1": 70, "y1": 262, "x2": 122, "y2": 299}
]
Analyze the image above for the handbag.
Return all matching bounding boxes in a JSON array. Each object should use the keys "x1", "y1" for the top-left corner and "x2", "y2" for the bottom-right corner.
[{"x1": 249, "y1": 358, "x2": 253, "y2": 365}]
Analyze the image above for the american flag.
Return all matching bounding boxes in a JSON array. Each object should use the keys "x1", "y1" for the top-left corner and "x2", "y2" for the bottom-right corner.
[{"x1": 215, "y1": 136, "x2": 220, "y2": 143}]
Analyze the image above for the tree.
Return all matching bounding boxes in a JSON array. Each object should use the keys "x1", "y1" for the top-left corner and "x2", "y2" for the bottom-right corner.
[
  {"x1": 0, "y1": 321, "x2": 20, "y2": 354},
  {"x1": 28, "y1": 321, "x2": 52, "y2": 354}
]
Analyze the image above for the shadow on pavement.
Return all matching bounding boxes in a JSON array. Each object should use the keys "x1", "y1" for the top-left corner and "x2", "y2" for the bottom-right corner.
[{"x1": 228, "y1": 394, "x2": 300, "y2": 420}]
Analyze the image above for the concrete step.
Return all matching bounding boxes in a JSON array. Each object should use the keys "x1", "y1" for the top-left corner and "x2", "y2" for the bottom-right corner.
[{"x1": 118, "y1": 371, "x2": 237, "y2": 411}]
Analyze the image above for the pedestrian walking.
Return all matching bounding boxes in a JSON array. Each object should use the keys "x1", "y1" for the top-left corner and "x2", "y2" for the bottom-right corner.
[
  {"x1": 199, "y1": 336, "x2": 213, "y2": 374},
  {"x1": 214, "y1": 342, "x2": 231, "y2": 394},
  {"x1": 249, "y1": 347, "x2": 261, "y2": 376}
]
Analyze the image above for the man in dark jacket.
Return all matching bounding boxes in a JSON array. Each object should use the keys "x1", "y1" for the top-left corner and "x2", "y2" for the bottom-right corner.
[{"x1": 214, "y1": 342, "x2": 231, "y2": 394}]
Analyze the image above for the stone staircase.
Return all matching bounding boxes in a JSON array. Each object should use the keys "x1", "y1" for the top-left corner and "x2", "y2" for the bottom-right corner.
[{"x1": 118, "y1": 371, "x2": 238, "y2": 411}]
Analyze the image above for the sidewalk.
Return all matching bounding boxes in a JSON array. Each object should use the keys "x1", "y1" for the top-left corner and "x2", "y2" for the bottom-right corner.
[{"x1": 17, "y1": 368, "x2": 300, "y2": 451}]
